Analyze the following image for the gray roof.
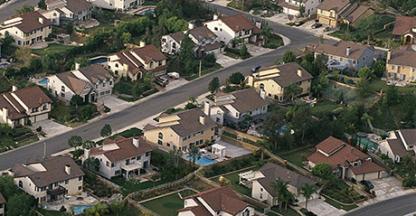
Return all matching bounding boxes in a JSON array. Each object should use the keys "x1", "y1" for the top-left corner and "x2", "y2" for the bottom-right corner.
[
  {"x1": 78, "y1": 64, "x2": 113, "y2": 84},
  {"x1": 189, "y1": 26, "x2": 217, "y2": 42},
  {"x1": 270, "y1": 63, "x2": 313, "y2": 88},
  {"x1": 170, "y1": 31, "x2": 185, "y2": 43},
  {"x1": 11, "y1": 156, "x2": 84, "y2": 188},
  {"x1": 171, "y1": 109, "x2": 216, "y2": 137},
  {"x1": 229, "y1": 88, "x2": 268, "y2": 113},
  {"x1": 399, "y1": 129, "x2": 416, "y2": 147},
  {"x1": 256, "y1": 162, "x2": 315, "y2": 196},
  {"x1": 386, "y1": 133, "x2": 413, "y2": 158}
]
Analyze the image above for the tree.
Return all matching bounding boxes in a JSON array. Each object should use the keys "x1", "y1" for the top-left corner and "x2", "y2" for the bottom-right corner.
[
  {"x1": 208, "y1": 77, "x2": 220, "y2": 93},
  {"x1": 239, "y1": 44, "x2": 249, "y2": 58},
  {"x1": 84, "y1": 158, "x2": 100, "y2": 171},
  {"x1": 70, "y1": 95, "x2": 85, "y2": 107},
  {"x1": 16, "y1": 6, "x2": 34, "y2": 15},
  {"x1": 228, "y1": 72, "x2": 245, "y2": 85},
  {"x1": 282, "y1": 51, "x2": 296, "y2": 63},
  {"x1": 68, "y1": 135, "x2": 83, "y2": 150},
  {"x1": 178, "y1": 37, "x2": 197, "y2": 76},
  {"x1": 0, "y1": 33, "x2": 16, "y2": 57},
  {"x1": 82, "y1": 140, "x2": 96, "y2": 149},
  {"x1": 284, "y1": 84, "x2": 303, "y2": 101},
  {"x1": 100, "y1": 124, "x2": 112, "y2": 138},
  {"x1": 38, "y1": 0, "x2": 47, "y2": 9},
  {"x1": 384, "y1": 86, "x2": 399, "y2": 106},
  {"x1": 121, "y1": 32, "x2": 132, "y2": 44},
  {"x1": 301, "y1": 183, "x2": 316, "y2": 210},
  {"x1": 7, "y1": 193, "x2": 35, "y2": 216},
  {"x1": 273, "y1": 179, "x2": 293, "y2": 210},
  {"x1": 189, "y1": 145, "x2": 201, "y2": 165},
  {"x1": 299, "y1": 5, "x2": 305, "y2": 17},
  {"x1": 85, "y1": 202, "x2": 110, "y2": 216},
  {"x1": 311, "y1": 163, "x2": 333, "y2": 180},
  {"x1": 15, "y1": 47, "x2": 32, "y2": 66},
  {"x1": 65, "y1": 22, "x2": 74, "y2": 34},
  {"x1": 358, "y1": 67, "x2": 373, "y2": 81}
]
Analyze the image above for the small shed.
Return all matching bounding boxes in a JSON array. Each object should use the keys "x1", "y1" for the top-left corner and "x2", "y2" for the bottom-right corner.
[{"x1": 212, "y1": 143, "x2": 226, "y2": 158}]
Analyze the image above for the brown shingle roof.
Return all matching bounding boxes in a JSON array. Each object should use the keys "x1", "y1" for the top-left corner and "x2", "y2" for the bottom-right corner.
[
  {"x1": 14, "y1": 11, "x2": 52, "y2": 33},
  {"x1": 12, "y1": 86, "x2": 52, "y2": 109},
  {"x1": 189, "y1": 26, "x2": 216, "y2": 42},
  {"x1": 11, "y1": 155, "x2": 84, "y2": 188},
  {"x1": 89, "y1": 137, "x2": 155, "y2": 162},
  {"x1": 388, "y1": 46, "x2": 416, "y2": 68},
  {"x1": 78, "y1": 64, "x2": 113, "y2": 84},
  {"x1": 171, "y1": 109, "x2": 217, "y2": 137},
  {"x1": 343, "y1": 5, "x2": 374, "y2": 25},
  {"x1": 313, "y1": 41, "x2": 374, "y2": 60},
  {"x1": 257, "y1": 163, "x2": 316, "y2": 196},
  {"x1": 195, "y1": 187, "x2": 249, "y2": 215},
  {"x1": 131, "y1": 45, "x2": 166, "y2": 64},
  {"x1": 315, "y1": 136, "x2": 346, "y2": 155},
  {"x1": 228, "y1": 88, "x2": 268, "y2": 113},
  {"x1": 169, "y1": 31, "x2": 185, "y2": 43},
  {"x1": 56, "y1": 71, "x2": 92, "y2": 95},
  {"x1": 269, "y1": 63, "x2": 313, "y2": 88},
  {"x1": 220, "y1": 14, "x2": 256, "y2": 32},
  {"x1": 350, "y1": 160, "x2": 385, "y2": 175},
  {"x1": 65, "y1": 0, "x2": 92, "y2": 13},
  {"x1": 399, "y1": 129, "x2": 416, "y2": 147},
  {"x1": 0, "y1": 93, "x2": 27, "y2": 120},
  {"x1": 393, "y1": 16, "x2": 416, "y2": 36},
  {"x1": 318, "y1": 0, "x2": 350, "y2": 12}
]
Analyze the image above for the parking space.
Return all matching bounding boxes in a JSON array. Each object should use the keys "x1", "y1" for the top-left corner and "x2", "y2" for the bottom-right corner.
[
  {"x1": 216, "y1": 53, "x2": 243, "y2": 67},
  {"x1": 246, "y1": 44, "x2": 273, "y2": 56},
  {"x1": 31, "y1": 120, "x2": 72, "y2": 139},
  {"x1": 98, "y1": 95, "x2": 132, "y2": 113},
  {"x1": 304, "y1": 198, "x2": 346, "y2": 216}
]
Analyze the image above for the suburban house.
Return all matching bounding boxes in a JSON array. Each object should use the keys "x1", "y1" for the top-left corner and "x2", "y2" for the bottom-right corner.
[
  {"x1": 84, "y1": 136, "x2": 155, "y2": 179},
  {"x1": 311, "y1": 41, "x2": 376, "y2": 70},
  {"x1": 0, "y1": 192, "x2": 4, "y2": 216},
  {"x1": 392, "y1": 16, "x2": 416, "y2": 45},
  {"x1": 307, "y1": 136, "x2": 388, "y2": 181},
  {"x1": 378, "y1": 129, "x2": 416, "y2": 162},
  {"x1": 206, "y1": 88, "x2": 268, "y2": 126},
  {"x1": 204, "y1": 14, "x2": 260, "y2": 46},
  {"x1": 87, "y1": 0, "x2": 143, "y2": 11},
  {"x1": 107, "y1": 44, "x2": 167, "y2": 81},
  {"x1": 340, "y1": 5, "x2": 374, "y2": 27},
  {"x1": 239, "y1": 162, "x2": 316, "y2": 206},
  {"x1": 316, "y1": 0, "x2": 351, "y2": 28},
  {"x1": 177, "y1": 186, "x2": 255, "y2": 216},
  {"x1": 47, "y1": 64, "x2": 114, "y2": 103},
  {"x1": 0, "y1": 11, "x2": 52, "y2": 46},
  {"x1": 161, "y1": 24, "x2": 222, "y2": 57},
  {"x1": 386, "y1": 46, "x2": 416, "y2": 83},
  {"x1": 0, "y1": 86, "x2": 52, "y2": 128},
  {"x1": 144, "y1": 108, "x2": 218, "y2": 152},
  {"x1": 246, "y1": 63, "x2": 313, "y2": 101},
  {"x1": 280, "y1": 0, "x2": 322, "y2": 17},
  {"x1": 43, "y1": 0, "x2": 92, "y2": 24},
  {"x1": 7, "y1": 155, "x2": 84, "y2": 204}
]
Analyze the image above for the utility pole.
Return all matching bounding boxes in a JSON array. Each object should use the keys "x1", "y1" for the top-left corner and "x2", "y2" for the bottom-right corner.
[{"x1": 199, "y1": 60, "x2": 202, "y2": 77}]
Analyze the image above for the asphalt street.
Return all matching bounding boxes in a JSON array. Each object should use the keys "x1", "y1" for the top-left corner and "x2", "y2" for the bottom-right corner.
[{"x1": 344, "y1": 193, "x2": 416, "y2": 216}]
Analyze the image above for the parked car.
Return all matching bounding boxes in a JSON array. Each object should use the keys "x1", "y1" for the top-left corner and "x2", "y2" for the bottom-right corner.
[
  {"x1": 154, "y1": 75, "x2": 169, "y2": 87},
  {"x1": 360, "y1": 180, "x2": 374, "y2": 191},
  {"x1": 251, "y1": 65, "x2": 262, "y2": 73},
  {"x1": 311, "y1": 22, "x2": 322, "y2": 29}
]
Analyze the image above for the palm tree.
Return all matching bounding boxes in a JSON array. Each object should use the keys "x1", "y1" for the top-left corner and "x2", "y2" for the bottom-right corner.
[
  {"x1": 189, "y1": 145, "x2": 201, "y2": 165},
  {"x1": 273, "y1": 179, "x2": 293, "y2": 209},
  {"x1": 301, "y1": 183, "x2": 317, "y2": 210}
]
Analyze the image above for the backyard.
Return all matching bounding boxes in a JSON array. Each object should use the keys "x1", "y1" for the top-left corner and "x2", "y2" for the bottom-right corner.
[
  {"x1": 112, "y1": 176, "x2": 169, "y2": 196},
  {"x1": 279, "y1": 147, "x2": 315, "y2": 168},
  {"x1": 141, "y1": 189, "x2": 196, "y2": 216},
  {"x1": 212, "y1": 167, "x2": 253, "y2": 196}
]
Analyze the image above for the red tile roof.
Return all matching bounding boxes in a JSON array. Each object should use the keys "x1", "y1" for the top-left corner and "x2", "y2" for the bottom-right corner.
[
  {"x1": 393, "y1": 16, "x2": 416, "y2": 36},
  {"x1": 220, "y1": 14, "x2": 257, "y2": 33},
  {"x1": 350, "y1": 160, "x2": 385, "y2": 175},
  {"x1": 12, "y1": 86, "x2": 52, "y2": 109},
  {"x1": 315, "y1": 136, "x2": 346, "y2": 155},
  {"x1": 131, "y1": 45, "x2": 166, "y2": 64}
]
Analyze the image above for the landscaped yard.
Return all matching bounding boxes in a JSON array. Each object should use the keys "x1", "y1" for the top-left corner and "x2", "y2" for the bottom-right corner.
[
  {"x1": 112, "y1": 177, "x2": 168, "y2": 196},
  {"x1": 141, "y1": 189, "x2": 196, "y2": 216},
  {"x1": 271, "y1": 207, "x2": 301, "y2": 216},
  {"x1": 279, "y1": 147, "x2": 315, "y2": 168},
  {"x1": 324, "y1": 198, "x2": 358, "y2": 211},
  {"x1": 31, "y1": 43, "x2": 75, "y2": 56},
  {"x1": 37, "y1": 209, "x2": 69, "y2": 216},
  {"x1": 213, "y1": 168, "x2": 252, "y2": 196}
]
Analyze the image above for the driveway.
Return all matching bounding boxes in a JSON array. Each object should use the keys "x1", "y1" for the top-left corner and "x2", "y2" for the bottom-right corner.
[
  {"x1": 216, "y1": 53, "x2": 242, "y2": 68},
  {"x1": 358, "y1": 177, "x2": 416, "y2": 206},
  {"x1": 31, "y1": 120, "x2": 72, "y2": 140},
  {"x1": 305, "y1": 198, "x2": 346, "y2": 216},
  {"x1": 246, "y1": 44, "x2": 273, "y2": 57},
  {"x1": 98, "y1": 95, "x2": 132, "y2": 113}
]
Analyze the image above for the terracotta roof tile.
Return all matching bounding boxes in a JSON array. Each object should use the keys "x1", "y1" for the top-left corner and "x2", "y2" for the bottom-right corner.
[
  {"x1": 393, "y1": 16, "x2": 416, "y2": 36},
  {"x1": 350, "y1": 160, "x2": 385, "y2": 175},
  {"x1": 220, "y1": 14, "x2": 256, "y2": 32},
  {"x1": 13, "y1": 11, "x2": 52, "y2": 33},
  {"x1": 12, "y1": 86, "x2": 52, "y2": 109},
  {"x1": 388, "y1": 46, "x2": 416, "y2": 68}
]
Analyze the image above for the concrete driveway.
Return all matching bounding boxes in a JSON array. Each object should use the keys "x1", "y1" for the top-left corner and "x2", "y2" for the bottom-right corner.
[
  {"x1": 247, "y1": 44, "x2": 273, "y2": 56},
  {"x1": 98, "y1": 95, "x2": 132, "y2": 113},
  {"x1": 305, "y1": 198, "x2": 346, "y2": 216},
  {"x1": 31, "y1": 120, "x2": 72, "y2": 140}
]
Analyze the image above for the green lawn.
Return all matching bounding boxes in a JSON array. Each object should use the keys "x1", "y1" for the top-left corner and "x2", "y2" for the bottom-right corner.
[
  {"x1": 32, "y1": 43, "x2": 75, "y2": 56},
  {"x1": 112, "y1": 177, "x2": 169, "y2": 196},
  {"x1": 324, "y1": 198, "x2": 358, "y2": 211},
  {"x1": 279, "y1": 147, "x2": 315, "y2": 168},
  {"x1": 142, "y1": 189, "x2": 196, "y2": 216},
  {"x1": 311, "y1": 100, "x2": 344, "y2": 118},
  {"x1": 213, "y1": 170, "x2": 252, "y2": 196},
  {"x1": 270, "y1": 207, "x2": 301, "y2": 216},
  {"x1": 37, "y1": 209, "x2": 69, "y2": 216}
]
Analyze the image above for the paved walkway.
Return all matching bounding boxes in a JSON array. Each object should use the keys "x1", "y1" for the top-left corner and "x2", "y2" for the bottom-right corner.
[{"x1": 304, "y1": 198, "x2": 346, "y2": 216}]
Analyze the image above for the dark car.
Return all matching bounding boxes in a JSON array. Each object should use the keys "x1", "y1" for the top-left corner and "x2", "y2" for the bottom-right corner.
[
  {"x1": 154, "y1": 76, "x2": 169, "y2": 87},
  {"x1": 251, "y1": 65, "x2": 262, "y2": 73},
  {"x1": 311, "y1": 22, "x2": 322, "y2": 29},
  {"x1": 360, "y1": 180, "x2": 374, "y2": 190}
]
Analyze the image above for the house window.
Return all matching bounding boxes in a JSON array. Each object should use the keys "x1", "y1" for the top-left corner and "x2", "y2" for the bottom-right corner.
[
  {"x1": 137, "y1": 156, "x2": 141, "y2": 160},
  {"x1": 146, "y1": 152, "x2": 150, "y2": 157},
  {"x1": 106, "y1": 161, "x2": 110, "y2": 167},
  {"x1": 79, "y1": 176, "x2": 83, "y2": 181},
  {"x1": 78, "y1": 186, "x2": 82, "y2": 191},
  {"x1": 214, "y1": 27, "x2": 218, "y2": 31},
  {"x1": 61, "y1": 86, "x2": 65, "y2": 92}
]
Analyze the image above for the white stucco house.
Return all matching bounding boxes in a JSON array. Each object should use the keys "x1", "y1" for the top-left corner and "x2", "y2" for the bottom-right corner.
[
  {"x1": 378, "y1": 129, "x2": 416, "y2": 163},
  {"x1": 280, "y1": 0, "x2": 322, "y2": 17},
  {"x1": 47, "y1": 64, "x2": 114, "y2": 103},
  {"x1": 42, "y1": 0, "x2": 92, "y2": 25},
  {"x1": 6, "y1": 155, "x2": 84, "y2": 204},
  {"x1": 87, "y1": 0, "x2": 143, "y2": 11},
  {"x1": 84, "y1": 137, "x2": 154, "y2": 179},
  {"x1": 0, "y1": 86, "x2": 52, "y2": 128}
]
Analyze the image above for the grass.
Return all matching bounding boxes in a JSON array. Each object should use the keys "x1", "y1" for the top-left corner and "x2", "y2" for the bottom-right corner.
[
  {"x1": 213, "y1": 169, "x2": 252, "y2": 196},
  {"x1": 184, "y1": 63, "x2": 222, "y2": 81},
  {"x1": 279, "y1": 147, "x2": 315, "y2": 168},
  {"x1": 324, "y1": 198, "x2": 358, "y2": 211},
  {"x1": 263, "y1": 34, "x2": 284, "y2": 49},
  {"x1": 31, "y1": 43, "x2": 75, "y2": 56},
  {"x1": 112, "y1": 176, "x2": 169, "y2": 196},
  {"x1": 311, "y1": 100, "x2": 344, "y2": 118},
  {"x1": 141, "y1": 189, "x2": 196, "y2": 216},
  {"x1": 37, "y1": 209, "x2": 69, "y2": 216},
  {"x1": 270, "y1": 207, "x2": 301, "y2": 216}
]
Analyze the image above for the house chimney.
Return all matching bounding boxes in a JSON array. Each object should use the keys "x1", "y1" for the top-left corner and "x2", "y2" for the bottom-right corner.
[
  {"x1": 255, "y1": 21, "x2": 262, "y2": 29},
  {"x1": 199, "y1": 115, "x2": 206, "y2": 125},
  {"x1": 387, "y1": 49, "x2": 391, "y2": 61},
  {"x1": 297, "y1": 69, "x2": 302, "y2": 77},
  {"x1": 64, "y1": 164, "x2": 71, "y2": 175},
  {"x1": 203, "y1": 101, "x2": 211, "y2": 117},
  {"x1": 12, "y1": 85, "x2": 17, "y2": 92},
  {"x1": 188, "y1": 22, "x2": 195, "y2": 30},
  {"x1": 132, "y1": 137, "x2": 139, "y2": 148},
  {"x1": 38, "y1": 17, "x2": 44, "y2": 24},
  {"x1": 213, "y1": 14, "x2": 218, "y2": 20},
  {"x1": 75, "y1": 62, "x2": 80, "y2": 70},
  {"x1": 2, "y1": 108, "x2": 8, "y2": 121},
  {"x1": 139, "y1": 41, "x2": 146, "y2": 48},
  {"x1": 346, "y1": 47, "x2": 351, "y2": 56}
]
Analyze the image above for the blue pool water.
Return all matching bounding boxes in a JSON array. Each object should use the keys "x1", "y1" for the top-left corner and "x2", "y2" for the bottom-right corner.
[
  {"x1": 38, "y1": 78, "x2": 48, "y2": 86},
  {"x1": 187, "y1": 155, "x2": 216, "y2": 166},
  {"x1": 89, "y1": 56, "x2": 108, "y2": 64},
  {"x1": 73, "y1": 205, "x2": 92, "y2": 215}
]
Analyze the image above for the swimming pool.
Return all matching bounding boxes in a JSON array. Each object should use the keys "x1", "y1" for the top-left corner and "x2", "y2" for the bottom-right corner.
[
  {"x1": 38, "y1": 78, "x2": 48, "y2": 86},
  {"x1": 89, "y1": 56, "x2": 108, "y2": 64},
  {"x1": 357, "y1": 137, "x2": 378, "y2": 152},
  {"x1": 186, "y1": 155, "x2": 216, "y2": 166},
  {"x1": 73, "y1": 204, "x2": 92, "y2": 215}
]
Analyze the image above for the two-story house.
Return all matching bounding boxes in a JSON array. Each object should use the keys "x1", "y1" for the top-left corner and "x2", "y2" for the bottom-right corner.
[
  {"x1": 316, "y1": 0, "x2": 351, "y2": 28},
  {"x1": 7, "y1": 155, "x2": 84, "y2": 204},
  {"x1": 392, "y1": 16, "x2": 416, "y2": 45},
  {"x1": 85, "y1": 136, "x2": 154, "y2": 179},
  {"x1": 0, "y1": 192, "x2": 4, "y2": 216},
  {"x1": 88, "y1": 0, "x2": 143, "y2": 11},
  {"x1": 144, "y1": 108, "x2": 218, "y2": 152},
  {"x1": 161, "y1": 24, "x2": 222, "y2": 57},
  {"x1": 178, "y1": 186, "x2": 255, "y2": 216},
  {"x1": 281, "y1": 0, "x2": 322, "y2": 17},
  {"x1": 205, "y1": 88, "x2": 268, "y2": 126},
  {"x1": 307, "y1": 136, "x2": 387, "y2": 181},
  {"x1": 0, "y1": 86, "x2": 52, "y2": 128},
  {"x1": 246, "y1": 63, "x2": 313, "y2": 101},
  {"x1": 107, "y1": 44, "x2": 167, "y2": 81},
  {"x1": 43, "y1": 0, "x2": 92, "y2": 24},
  {"x1": 239, "y1": 162, "x2": 316, "y2": 206},
  {"x1": 47, "y1": 64, "x2": 114, "y2": 103},
  {"x1": 204, "y1": 14, "x2": 260, "y2": 46},
  {"x1": 378, "y1": 129, "x2": 416, "y2": 163},
  {"x1": 0, "y1": 11, "x2": 52, "y2": 46},
  {"x1": 386, "y1": 46, "x2": 416, "y2": 83},
  {"x1": 311, "y1": 40, "x2": 376, "y2": 71}
]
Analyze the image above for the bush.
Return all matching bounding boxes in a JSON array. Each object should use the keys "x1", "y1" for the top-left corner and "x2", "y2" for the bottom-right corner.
[
  {"x1": 203, "y1": 154, "x2": 264, "y2": 177},
  {"x1": 118, "y1": 128, "x2": 143, "y2": 138}
]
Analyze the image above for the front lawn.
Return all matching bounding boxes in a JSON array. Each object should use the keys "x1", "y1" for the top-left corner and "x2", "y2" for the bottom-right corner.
[
  {"x1": 50, "y1": 101, "x2": 98, "y2": 126},
  {"x1": 321, "y1": 180, "x2": 364, "y2": 204},
  {"x1": 263, "y1": 34, "x2": 284, "y2": 49},
  {"x1": 141, "y1": 189, "x2": 196, "y2": 216},
  {"x1": 113, "y1": 77, "x2": 156, "y2": 101}
]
